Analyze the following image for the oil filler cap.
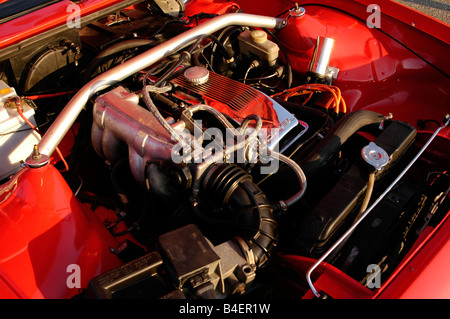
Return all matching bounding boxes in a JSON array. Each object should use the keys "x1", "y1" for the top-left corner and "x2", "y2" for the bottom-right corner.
[
  {"x1": 184, "y1": 66, "x2": 209, "y2": 85},
  {"x1": 362, "y1": 142, "x2": 389, "y2": 170}
]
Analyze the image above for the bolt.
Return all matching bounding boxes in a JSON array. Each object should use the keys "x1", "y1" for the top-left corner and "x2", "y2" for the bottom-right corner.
[
  {"x1": 4, "y1": 97, "x2": 22, "y2": 110},
  {"x1": 181, "y1": 51, "x2": 191, "y2": 63},
  {"x1": 290, "y1": 3, "x2": 305, "y2": 17},
  {"x1": 32, "y1": 145, "x2": 42, "y2": 160}
]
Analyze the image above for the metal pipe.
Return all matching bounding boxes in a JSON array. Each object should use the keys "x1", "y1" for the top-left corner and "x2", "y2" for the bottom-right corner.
[
  {"x1": 267, "y1": 149, "x2": 307, "y2": 210},
  {"x1": 306, "y1": 115, "x2": 450, "y2": 298},
  {"x1": 38, "y1": 13, "x2": 286, "y2": 157},
  {"x1": 308, "y1": 36, "x2": 334, "y2": 77}
]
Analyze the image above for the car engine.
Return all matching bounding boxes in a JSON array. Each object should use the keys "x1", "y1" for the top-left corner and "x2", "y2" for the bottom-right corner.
[{"x1": 0, "y1": 0, "x2": 448, "y2": 299}]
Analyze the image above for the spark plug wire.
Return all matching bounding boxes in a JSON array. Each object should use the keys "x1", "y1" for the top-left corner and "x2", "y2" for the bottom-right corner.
[{"x1": 271, "y1": 83, "x2": 347, "y2": 114}]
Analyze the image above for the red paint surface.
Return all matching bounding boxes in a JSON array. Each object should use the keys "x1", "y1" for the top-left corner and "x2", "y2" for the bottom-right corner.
[
  {"x1": 0, "y1": 164, "x2": 123, "y2": 298},
  {"x1": 375, "y1": 213, "x2": 450, "y2": 298}
]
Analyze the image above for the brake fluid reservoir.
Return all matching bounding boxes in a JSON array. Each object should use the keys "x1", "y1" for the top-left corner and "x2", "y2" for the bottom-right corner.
[
  {"x1": 0, "y1": 81, "x2": 40, "y2": 180},
  {"x1": 238, "y1": 29, "x2": 279, "y2": 65}
]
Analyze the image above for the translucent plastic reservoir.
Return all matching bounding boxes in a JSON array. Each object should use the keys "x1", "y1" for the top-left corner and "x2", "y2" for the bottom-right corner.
[{"x1": 0, "y1": 81, "x2": 41, "y2": 180}]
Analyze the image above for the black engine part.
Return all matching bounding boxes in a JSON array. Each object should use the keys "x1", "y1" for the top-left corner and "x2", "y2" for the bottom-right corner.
[
  {"x1": 331, "y1": 170, "x2": 450, "y2": 287},
  {"x1": 199, "y1": 164, "x2": 278, "y2": 269},
  {"x1": 289, "y1": 118, "x2": 417, "y2": 257}
]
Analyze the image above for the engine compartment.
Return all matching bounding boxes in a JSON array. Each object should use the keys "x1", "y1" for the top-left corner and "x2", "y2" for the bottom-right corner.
[{"x1": 0, "y1": 0, "x2": 449, "y2": 299}]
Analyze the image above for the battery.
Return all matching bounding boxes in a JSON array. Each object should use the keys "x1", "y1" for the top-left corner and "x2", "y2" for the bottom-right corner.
[{"x1": 0, "y1": 81, "x2": 40, "y2": 181}]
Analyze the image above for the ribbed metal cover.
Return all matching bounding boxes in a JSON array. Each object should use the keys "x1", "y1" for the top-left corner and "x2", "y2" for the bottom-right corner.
[
  {"x1": 171, "y1": 69, "x2": 279, "y2": 128},
  {"x1": 173, "y1": 69, "x2": 264, "y2": 112}
]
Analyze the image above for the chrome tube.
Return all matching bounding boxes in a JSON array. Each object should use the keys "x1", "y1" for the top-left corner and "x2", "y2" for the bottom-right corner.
[
  {"x1": 308, "y1": 36, "x2": 334, "y2": 77},
  {"x1": 38, "y1": 13, "x2": 286, "y2": 157},
  {"x1": 268, "y1": 150, "x2": 307, "y2": 209}
]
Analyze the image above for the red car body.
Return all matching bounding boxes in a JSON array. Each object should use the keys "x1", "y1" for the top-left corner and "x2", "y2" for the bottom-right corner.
[{"x1": 0, "y1": 0, "x2": 448, "y2": 299}]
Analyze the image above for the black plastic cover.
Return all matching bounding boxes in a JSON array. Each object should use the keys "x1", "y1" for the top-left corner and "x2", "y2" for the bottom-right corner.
[
  {"x1": 158, "y1": 224, "x2": 220, "y2": 288},
  {"x1": 86, "y1": 251, "x2": 172, "y2": 299}
]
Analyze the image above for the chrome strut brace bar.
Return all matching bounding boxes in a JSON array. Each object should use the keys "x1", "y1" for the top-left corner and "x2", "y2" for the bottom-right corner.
[{"x1": 38, "y1": 13, "x2": 286, "y2": 157}]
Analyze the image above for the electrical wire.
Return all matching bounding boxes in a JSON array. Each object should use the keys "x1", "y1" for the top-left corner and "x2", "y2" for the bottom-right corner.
[
  {"x1": 238, "y1": 71, "x2": 279, "y2": 82},
  {"x1": 243, "y1": 60, "x2": 260, "y2": 84},
  {"x1": 266, "y1": 148, "x2": 307, "y2": 210},
  {"x1": 24, "y1": 91, "x2": 75, "y2": 100},
  {"x1": 271, "y1": 83, "x2": 347, "y2": 114}
]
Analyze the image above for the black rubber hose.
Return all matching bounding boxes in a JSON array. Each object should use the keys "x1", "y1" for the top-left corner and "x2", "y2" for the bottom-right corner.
[
  {"x1": 299, "y1": 110, "x2": 385, "y2": 181},
  {"x1": 82, "y1": 39, "x2": 155, "y2": 84},
  {"x1": 154, "y1": 34, "x2": 233, "y2": 86},
  {"x1": 192, "y1": 34, "x2": 234, "y2": 67},
  {"x1": 263, "y1": 28, "x2": 293, "y2": 89},
  {"x1": 194, "y1": 34, "x2": 233, "y2": 60},
  {"x1": 201, "y1": 164, "x2": 277, "y2": 268}
]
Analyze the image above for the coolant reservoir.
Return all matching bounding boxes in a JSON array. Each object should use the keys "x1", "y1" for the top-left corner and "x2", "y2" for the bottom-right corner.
[{"x1": 0, "y1": 81, "x2": 40, "y2": 180}]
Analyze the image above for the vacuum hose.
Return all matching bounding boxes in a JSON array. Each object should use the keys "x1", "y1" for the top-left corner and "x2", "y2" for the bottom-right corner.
[{"x1": 300, "y1": 110, "x2": 385, "y2": 180}]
